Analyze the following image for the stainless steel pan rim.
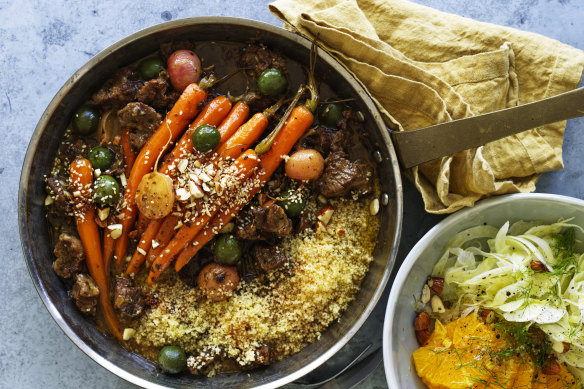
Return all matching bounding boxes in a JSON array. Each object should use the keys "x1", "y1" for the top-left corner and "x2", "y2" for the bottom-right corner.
[{"x1": 19, "y1": 16, "x2": 403, "y2": 389}]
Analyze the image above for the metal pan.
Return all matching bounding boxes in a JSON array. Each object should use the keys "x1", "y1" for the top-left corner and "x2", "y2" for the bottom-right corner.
[{"x1": 18, "y1": 17, "x2": 402, "y2": 388}]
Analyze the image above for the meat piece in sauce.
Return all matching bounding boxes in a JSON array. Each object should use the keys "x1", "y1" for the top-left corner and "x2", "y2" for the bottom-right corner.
[
  {"x1": 117, "y1": 102, "x2": 162, "y2": 151},
  {"x1": 89, "y1": 68, "x2": 143, "y2": 109},
  {"x1": 235, "y1": 203, "x2": 292, "y2": 240},
  {"x1": 238, "y1": 44, "x2": 287, "y2": 78},
  {"x1": 197, "y1": 263, "x2": 239, "y2": 302},
  {"x1": 262, "y1": 203, "x2": 293, "y2": 236},
  {"x1": 252, "y1": 244, "x2": 288, "y2": 273},
  {"x1": 70, "y1": 273, "x2": 99, "y2": 316},
  {"x1": 298, "y1": 126, "x2": 347, "y2": 157},
  {"x1": 235, "y1": 206, "x2": 265, "y2": 240},
  {"x1": 117, "y1": 102, "x2": 161, "y2": 133},
  {"x1": 315, "y1": 152, "x2": 373, "y2": 198},
  {"x1": 46, "y1": 176, "x2": 72, "y2": 214},
  {"x1": 113, "y1": 276, "x2": 147, "y2": 320},
  {"x1": 187, "y1": 347, "x2": 223, "y2": 375},
  {"x1": 136, "y1": 74, "x2": 180, "y2": 111},
  {"x1": 254, "y1": 344, "x2": 271, "y2": 366},
  {"x1": 53, "y1": 232, "x2": 85, "y2": 279}
]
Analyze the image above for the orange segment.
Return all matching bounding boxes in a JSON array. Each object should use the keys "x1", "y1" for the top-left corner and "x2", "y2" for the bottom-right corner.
[
  {"x1": 532, "y1": 363, "x2": 579, "y2": 389},
  {"x1": 413, "y1": 314, "x2": 535, "y2": 389}
]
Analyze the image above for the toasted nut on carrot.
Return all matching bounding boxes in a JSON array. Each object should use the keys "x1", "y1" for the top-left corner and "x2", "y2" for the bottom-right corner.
[
  {"x1": 428, "y1": 277, "x2": 444, "y2": 295},
  {"x1": 542, "y1": 359, "x2": 561, "y2": 375},
  {"x1": 530, "y1": 260, "x2": 548, "y2": 272},
  {"x1": 415, "y1": 329, "x2": 430, "y2": 346},
  {"x1": 479, "y1": 310, "x2": 495, "y2": 324},
  {"x1": 414, "y1": 312, "x2": 430, "y2": 331},
  {"x1": 420, "y1": 284, "x2": 431, "y2": 304},
  {"x1": 431, "y1": 295, "x2": 446, "y2": 313}
]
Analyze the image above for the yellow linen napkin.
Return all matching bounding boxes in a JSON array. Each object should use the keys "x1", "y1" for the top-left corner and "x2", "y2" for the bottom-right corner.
[{"x1": 269, "y1": 0, "x2": 584, "y2": 214}]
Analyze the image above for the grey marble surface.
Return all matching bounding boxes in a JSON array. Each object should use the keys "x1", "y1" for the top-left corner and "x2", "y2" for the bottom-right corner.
[{"x1": 3, "y1": 0, "x2": 583, "y2": 388}]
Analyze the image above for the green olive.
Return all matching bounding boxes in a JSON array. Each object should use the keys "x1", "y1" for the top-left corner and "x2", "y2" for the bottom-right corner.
[
  {"x1": 72, "y1": 105, "x2": 100, "y2": 135},
  {"x1": 319, "y1": 103, "x2": 343, "y2": 127},
  {"x1": 257, "y1": 68, "x2": 287, "y2": 96},
  {"x1": 192, "y1": 124, "x2": 220, "y2": 153},
  {"x1": 139, "y1": 57, "x2": 165, "y2": 80},
  {"x1": 87, "y1": 147, "x2": 114, "y2": 171},
  {"x1": 158, "y1": 345, "x2": 187, "y2": 374},
  {"x1": 277, "y1": 189, "x2": 306, "y2": 217},
  {"x1": 214, "y1": 235, "x2": 242, "y2": 265},
  {"x1": 93, "y1": 175, "x2": 121, "y2": 207}
]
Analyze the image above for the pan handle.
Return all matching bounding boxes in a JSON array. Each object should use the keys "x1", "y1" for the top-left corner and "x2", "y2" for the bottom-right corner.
[{"x1": 390, "y1": 86, "x2": 584, "y2": 169}]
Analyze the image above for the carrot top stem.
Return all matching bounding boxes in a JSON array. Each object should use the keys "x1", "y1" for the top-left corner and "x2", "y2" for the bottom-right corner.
[
  {"x1": 199, "y1": 67, "x2": 244, "y2": 91},
  {"x1": 254, "y1": 84, "x2": 305, "y2": 156},
  {"x1": 304, "y1": 42, "x2": 319, "y2": 113},
  {"x1": 263, "y1": 95, "x2": 287, "y2": 119}
]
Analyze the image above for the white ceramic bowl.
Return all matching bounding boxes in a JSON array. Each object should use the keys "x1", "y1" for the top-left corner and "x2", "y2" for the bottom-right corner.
[{"x1": 382, "y1": 193, "x2": 584, "y2": 388}]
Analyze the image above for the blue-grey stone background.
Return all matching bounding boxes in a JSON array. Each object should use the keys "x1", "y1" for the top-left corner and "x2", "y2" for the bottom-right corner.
[{"x1": 2, "y1": 0, "x2": 583, "y2": 388}]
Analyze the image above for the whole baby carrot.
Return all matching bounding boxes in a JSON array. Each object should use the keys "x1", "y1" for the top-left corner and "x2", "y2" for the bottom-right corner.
[{"x1": 70, "y1": 157, "x2": 122, "y2": 341}]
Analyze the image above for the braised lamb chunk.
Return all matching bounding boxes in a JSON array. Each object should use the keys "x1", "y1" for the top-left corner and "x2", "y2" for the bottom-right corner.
[
  {"x1": 252, "y1": 244, "x2": 288, "y2": 273},
  {"x1": 187, "y1": 347, "x2": 223, "y2": 375},
  {"x1": 117, "y1": 102, "x2": 162, "y2": 151},
  {"x1": 53, "y1": 232, "x2": 85, "y2": 279},
  {"x1": 235, "y1": 203, "x2": 292, "y2": 240},
  {"x1": 315, "y1": 152, "x2": 374, "y2": 198},
  {"x1": 297, "y1": 210, "x2": 316, "y2": 233},
  {"x1": 262, "y1": 203, "x2": 293, "y2": 236},
  {"x1": 70, "y1": 273, "x2": 99, "y2": 316},
  {"x1": 136, "y1": 74, "x2": 180, "y2": 111},
  {"x1": 254, "y1": 344, "x2": 271, "y2": 366},
  {"x1": 89, "y1": 68, "x2": 143, "y2": 109},
  {"x1": 46, "y1": 176, "x2": 72, "y2": 214},
  {"x1": 238, "y1": 44, "x2": 287, "y2": 78},
  {"x1": 117, "y1": 102, "x2": 162, "y2": 133},
  {"x1": 235, "y1": 206, "x2": 266, "y2": 240},
  {"x1": 113, "y1": 276, "x2": 147, "y2": 320},
  {"x1": 297, "y1": 126, "x2": 347, "y2": 157}
]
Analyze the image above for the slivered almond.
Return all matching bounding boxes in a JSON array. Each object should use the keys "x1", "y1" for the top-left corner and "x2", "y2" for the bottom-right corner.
[
  {"x1": 370, "y1": 198, "x2": 379, "y2": 215},
  {"x1": 431, "y1": 295, "x2": 446, "y2": 313},
  {"x1": 315, "y1": 220, "x2": 327, "y2": 234},
  {"x1": 177, "y1": 159, "x2": 188, "y2": 173},
  {"x1": 176, "y1": 187, "x2": 190, "y2": 202},
  {"x1": 420, "y1": 284, "x2": 431, "y2": 304},
  {"x1": 199, "y1": 172, "x2": 212, "y2": 183},
  {"x1": 97, "y1": 207, "x2": 110, "y2": 221},
  {"x1": 108, "y1": 224, "x2": 123, "y2": 239},
  {"x1": 316, "y1": 205, "x2": 335, "y2": 225},
  {"x1": 45, "y1": 195, "x2": 54, "y2": 206}
]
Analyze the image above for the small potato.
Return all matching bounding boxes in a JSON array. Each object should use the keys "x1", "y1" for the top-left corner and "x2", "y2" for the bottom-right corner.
[
  {"x1": 167, "y1": 50, "x2": 202, "y2": 92},
  {"x1": 135, "y1": 172, "x2": 175, "y2": 219},
  {"x1": 197, "y1": 262, "x2": 239, "y2": 302},
  {"x1": 285, "y1": 149, "x2": 325, "y2": 181}
]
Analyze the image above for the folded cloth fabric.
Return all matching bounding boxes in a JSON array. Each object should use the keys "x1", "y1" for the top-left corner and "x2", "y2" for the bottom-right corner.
[{"x1": 269, "y1": 0, "x2": 584, "y2": 214}]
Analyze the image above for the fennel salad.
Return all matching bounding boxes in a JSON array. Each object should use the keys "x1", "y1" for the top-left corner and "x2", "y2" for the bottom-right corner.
[{"x1": 430, "y1": 218, "x2": 584, "y2": 374}]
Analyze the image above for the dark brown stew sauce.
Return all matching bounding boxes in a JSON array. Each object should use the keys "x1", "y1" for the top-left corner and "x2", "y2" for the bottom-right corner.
[{"x1": 45, "y1": 40, "x2": 377, "y2": 375}]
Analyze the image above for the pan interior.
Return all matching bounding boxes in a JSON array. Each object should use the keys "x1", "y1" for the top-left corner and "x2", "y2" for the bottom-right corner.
[{"x1": 19, "y1": 17, "x2": 402, "y2": 388}]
